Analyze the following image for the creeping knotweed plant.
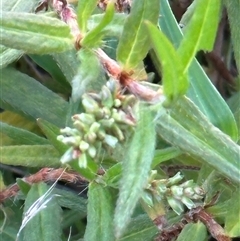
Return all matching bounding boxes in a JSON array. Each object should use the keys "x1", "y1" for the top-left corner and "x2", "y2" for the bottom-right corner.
[
  {"x1": 142, "y1": 172, "x2": 205, "y2": 216},
  {"x1": 57, "y1": 79, "x2": 137, "y2": 168}
]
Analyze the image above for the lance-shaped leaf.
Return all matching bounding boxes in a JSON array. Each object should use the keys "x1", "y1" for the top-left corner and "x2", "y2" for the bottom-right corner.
[
  {"x1": 21, "y1": 183, "x2": 62, "y2": 241},
  {"x1": 152, "y1": 147, "x2": 183, "y2": 168},
  {"x1": 0, "y1": 111, "x2": 43, "y2": 145},
  {"x1": 146, "y1": 22, "x2": 188, "y2": 103},
  {"x1": 37, "y1": 119, "x2": 67, "y2": 154},
  {"x1": 80, "y1": 1, "x2": 115, "y2": 48},
  {"x1": 52, "y1": 49, "x2": 79, "y2": 84},
  {"x1": 225, "y1": 188, "x2": 240, "y2": 237},
  {"x1": 158, "y1": 0, "x2": 238, "y2": 141},
  {"x1": 155, "y1": 97, "x2": 240, "y2": 184},
  {"x1": 114, "y1": 105, "x2": 156, "y2": 238},
  {"x1": 177, "y1": 0, "x2": 221, "y2": 73},
  {"x1": 84, "y1": 182, "x2": 115, "y2": 241},
  {"x1": 0, "y1": 224, "x2": 18, "y2": 241},
  {"x1": 0, "y1": 46, "x2": 23, "y2": 69},
  {"x1": 2, "y1": 0, "x2": 39, "y2": 12},
  {"x1": 0, "y1": 0, "x2": 40, "y2": 68},
  {"x1": 1, "y1": 12, "x2": 73, "y2": 54},
  {"x1": 0, "y1": 145, "x2": 60, "y2": 167},
  {"x1": 224, "y1": 0, "x2": 240, "y2": 72},
  {"x1": 1, "y1": 68, "x2": 68, "y2": 127},
  {"x1": 119, "y1": 214, "x2": 158, "y2": 241},
  {"x1": 29, "y1": 54, "x2": 70, "y2": 91},
  {"x1": 72, "y1": 49, "x2": 105, "y2": 101},
  {"x1": 0, "y1": 122, "x2": 48, "y2": 145},
  {"x1": 117, "y1": 0, "x2": 160, "y2": 70},
  {"x1": 77, "y1": 0, "x2": 98, "y2": 34},
  {"x1": 88, "y1": 13, "x2": 126, "y2": 38},
  {"x1": 176, "y1": 222, "x2": 207, "y2": 241}
]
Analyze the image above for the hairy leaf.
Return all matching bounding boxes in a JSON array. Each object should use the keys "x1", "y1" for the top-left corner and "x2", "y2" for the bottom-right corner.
[
  {"x1": 176, "y1": 222, "x2": 207, "y2": 241},
  {"x1": 1, "y1": 68, "x2": 68, "y2": 127},
  {"x1": 146, "y1": 22, "x2": 188, "y2": 103},
  {"x1": 152, "y1": 147, "x2": 183, "y2": 168},
  {"x1": 156, "y1": 97, "x2": 240, "y2": 184},
  {"x1": 158, "y1": 0, "x2": 238, "y2": 141},
  {"x1": 88, "y1": 13, "x2": 126, "y2": 38},
  {"x1": 1, "y1": 12, "x2": 73, "y2": 54},
  {"x1": 0, "y1": 0, "x2": 39, "y2": 67},
  {"x1": 225, "y1": 188, "x2": 240, "y2": 237},
  {"x1": 224, "y1": 0, "x2": 240, "y2": 73},
  {"x1": 37, "y1": 119, "x2": 67, "y2": 154},
  {"x1": 84, "y1": 183, "x2": 115, "y2": 241},
  {"x1": 119, "y1": 215, "x2": 158, "y2": 241},
  {"x1": 0, "y1": 46, "x2": 23, "y2": 69},
  {"x1": 177, "y1": 0, "x2": 221, "y2": 72},
  {"x1": 29, "y1": 54, "x2": 70, "y2": 91},
  {"x1": 22, "y1": 183, "x2": 62, "y2": 241},
  {"x1": 52, "y1": 49, "x2": 79, "y2": 84},
  {"x1": 114, "y1": 105, "x2": 156, "y2": 238},
  {"x1": 72, "y1": 49, "x2": 105, "y2": 101},
  {"x1": 0, "y1": 122, "x2": 48, "y2": 145},
  {"x1": 117, "y1": 0, "x2": 159, "y2": 70},
  {"x1": 2, "y1": 0, "x2": 39, "y2": 12},
  {"x1": 0, "y1": 145, "x2": 60, "y2": 167},
  {"x1": 0, "y1": 224, "x2": 18, "y2": 241},
  {"x1": 77, "y1": 0, "x2": 98, "y2": 33},
  {"x1": 81, "y1": 1, "x2": 114, "y2": 48}
]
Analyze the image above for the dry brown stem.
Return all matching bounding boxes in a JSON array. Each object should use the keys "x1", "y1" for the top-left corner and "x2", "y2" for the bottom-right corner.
[
  {"x1": 38, "y1": 0, "x2": 162, "y2": 103},
  {"x1": 0, "y1": 168, "x2": 87, "y2": 204}
]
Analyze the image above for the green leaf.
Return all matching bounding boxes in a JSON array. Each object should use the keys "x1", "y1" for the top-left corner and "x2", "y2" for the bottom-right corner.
[
  {"x1": 177, "y1": 0, "x2": 221, "y2": 72},
  {"x1": 72, "y1": 49, "x2": 105, "y2": 101},
  {"x1": 37, "y1": 119, "x2": 68, "y2": 154},
  {"x1": 22, "y1": 183, "x2": 62, "y2": 241},
  {"x1": 146, "y1": 22, "x2": 188, "y2": 103},
  {"x1": 0, "y1": 145, "x2": 60, "y2": 167},
  {"x1": 201, "y1": 171, "x2": 234, "y2": 205},
  {"x1": 77, "y1": 0, "x2": 98, "y2": 34},
  {"x1": 155, "y1": 97, "x2": 240, "y2": 184},
  {"x1": 69, "y1": 156, "x2": 98, "y2": 181},
  {"x1": 1, "y1": 11, "x2": 73, "y2": 54},
  {"x1": 0, "y1": 0, "x2": 43, "y2": 68},
  {"x1": 119, "y1": 214, "x2": 158, "y2": 241},
  {"x1": 0, "y1": 68, "x2": 68, "y2": 127},
  {"x1": 0, "y1": 46, "x2": 23, "y2": 69},
  {"x1": 52, "y1": 49, "x2": 79, "y2": 84},
  {"x1": 81, "y1": 1, "x2": 114, "y2": 48},
  {"x1": 179, "y1": 1, "x2": 197, "y2": 27},
  {"x1": 29, "y1": 54, "x2": 70, "y2": 91},
  {"x1": 0, "y1": 111, "x2": 43, "y2": 146},
  {"x1": 114, "y1": 105, "x2": 156, "y2": 238},
  {"x1": 0, "y1": 224, "x2": 18, "y2": 241},
  {"x1": 2, "y1": 0, "x2": 39, "y2": 12},
  {"x1": 225, "y1": 188, "x2": 240, "y2": 237},
  {"x1": 158, "y1": 0, "x2": 238, "y2": 141},
  {"x1": 227, "y1": 91, "x2": 240, "y2": 114},
  {"x1": 55, "y1": 188, "x2": 87, "y2": 214},
  {"x1": 88, "y1": 13, "x2": 126, "y2": 38},
  {"x1": 0, "y1": 121, "x2": 48, "y2": 145},
  {"x1": 103, "y1": 162, "x2": 122, "y2": 188},
  {"x1": 224, "y1": 0, "x2": 240, "y2": 73},
  {"x1": 176, "y1": 222, "x2": 207, "y2": 241},
  {"x1": 16, "y1": 179, "x2": 31, "y2": 196},
  {"x1": 116, "y1": 0, "x2": 160, "y2": 70},
  {"x1": 151, "y1": 147, "x2": 183, "y2": 168},
  {"x1": 84, "y1": 182, "x2": 115, "y2": 241}
]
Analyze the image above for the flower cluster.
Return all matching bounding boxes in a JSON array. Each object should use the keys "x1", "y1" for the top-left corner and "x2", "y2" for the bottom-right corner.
[
  {"x1": 57, "y1": 79, "x2": 137, "y2": 168},
  {"x1": 142, "y1": 172, "x2": 205, "y2": 215}
]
